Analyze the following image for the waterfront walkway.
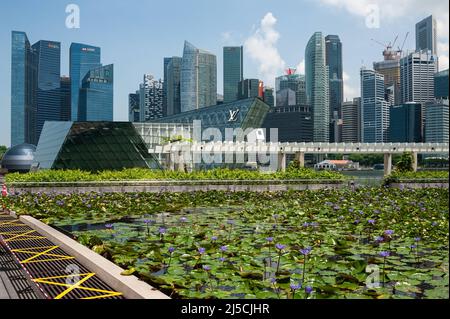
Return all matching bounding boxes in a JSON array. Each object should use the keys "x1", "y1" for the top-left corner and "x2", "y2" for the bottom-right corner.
[{"x1": 0, "y1": 212, "x2": 124, "y2": 299}]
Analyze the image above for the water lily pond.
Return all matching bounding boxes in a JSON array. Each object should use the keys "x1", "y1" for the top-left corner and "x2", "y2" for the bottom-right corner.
[{"x1": 2, "y1": 188, "x2": 449, "y2": 299}]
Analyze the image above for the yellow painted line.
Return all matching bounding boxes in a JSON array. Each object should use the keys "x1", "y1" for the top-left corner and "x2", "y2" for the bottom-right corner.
[
  {"x1": 20, "y1": 246, "x2": 59, "y2": 263},
  {"x1": 81, "y1": 292, "x2": 123, "y2": 299},
  {"x1": 33, "y1": 273, "x2": 94, "y2": 281},
  {"x1": 11, "y1": 246, "x2": 61, "y2": 253},
  {"x1": 4, "y1": 230, "x2": 38, "y2": 241},
  {"x1": 23, "y1": 256, "x2": 76, "y2": 264},
  {"x1": 54, "y1": 273, "x2": 96, "y2": 299},
  {"x1": 0, "y1": 221, "x2": 27, "y2": 226},
  {"x1": 4, "y1": 235, "x2": 47, "y2": 242},
  {"x1": 0, "y1": 230, "x2": 40, "y2": 235}
]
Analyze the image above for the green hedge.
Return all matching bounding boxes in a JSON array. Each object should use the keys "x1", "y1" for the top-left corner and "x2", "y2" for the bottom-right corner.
[
  {"x1": 385, "y1": 170, "x2": 449, "y2": 183},
  {"x1": 5, "y1": 167, "x2": 345, "y2": 183}
]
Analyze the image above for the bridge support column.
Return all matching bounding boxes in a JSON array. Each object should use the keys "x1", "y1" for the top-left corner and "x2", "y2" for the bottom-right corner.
[
  {"x1": 295, "y1": 152, "x2": 305, "y2": 168},
  {"x1": 384, "y1": 153, "x2": 392, "y2": 176},
  {"x1": 412, "y1": 152, "x2": 418, "y2": 172},
  {"x1": 278, "y1": 152, "x2": 286, "y2": 172}
]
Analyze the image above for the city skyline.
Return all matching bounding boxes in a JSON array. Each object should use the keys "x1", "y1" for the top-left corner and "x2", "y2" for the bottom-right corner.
[{"x1": 1, "y1": 0, "x2": 449, "y2": 146}]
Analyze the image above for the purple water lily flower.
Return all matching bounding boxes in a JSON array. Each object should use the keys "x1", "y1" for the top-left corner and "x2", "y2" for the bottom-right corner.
[
  {"x1": 305, "y1": 286, "x2": 313, "y2": 294},
  {"x1": 290, "y1": 283, "x2": 302, "y2": 290},
  {"x1": 219, "y1": 257, "x2": 226, "y2": 262},
  {"x1": 168, "y1": 247, "x2": 175, "y2": 254},
  {"x1": 375, "y1": 236, "x2": 384, "y2": 243},
  {"x1": 300, "y1": 247, "x2": 312, "y2": 256},
  {"x1": 275, "y1": 244, "x2": 286, "y2": 251},
  {"x1": 414, "y1": 237, "x2": 421, "y2": 242},
  {"x1": 105, "y1": 224, "x2": 113, "y2": 229},
  {"x1": 410, "y1": 244, "x2": 417, "y2": 249},
  {"x1": 158, "y1": 227, "x2": 167, "y2": 234},
  {"x1": 180, "y1": 217, "x2": 188, "y2": 223},
  {"x1": 266, "y1": 237, "x2": 274, "y2": 243},
  {"x1": 198, "y1": 247, "x2": 206, "y2": 254},
  {"x1": 270, "y1": 277, "x2": 277, "y2": 284},
  {"x1": 368, "y1": 219, "x2": 376, "y2": 225},
  {"x1": 303, "y1": 222, "x2": 310, "y2": 227},
  {"x1": 220, "y1": 245, "x2": 228, "y2": 252},
  {"x1": 211, "y1": 236, "x2": 218, "y2": 241},
  {"x1": 227, "y1": 219, "x2": 235, "y2": 225},
  {"x1": 202, "y1": 265, "x2": 211, "y2": 271},
  {"x1": 379, "y1": 251, "x2": 390, "y2": 258},
  {"x1": 384, "y1": 230, "x2": 394, "y2": 236}
]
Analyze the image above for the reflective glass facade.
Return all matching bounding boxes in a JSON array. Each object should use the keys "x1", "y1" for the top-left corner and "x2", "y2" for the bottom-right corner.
[
  {"x1": 32, "y1": 40, "x2": 61, "y2": 144},
  {"x1": 33, "y1": 122, "x2": 160, "y2": 171},
  {"x1": 181, "y1": 41, "x2": 217, "y2": 112},
  {"x1": 434, "y1": 69, "x2": 449, "y2": 99},
  {"x1": 166, "y1": 57, "x2": 182, "y2": 116},
  {"x1": 128, "y1": 92, "x2": 140, "y2": 122},
  {"x1": 361, "y1": 68, "x2": 389, "y2": 142},
  {"x1": 70, "y1": 43, "x2": 101, "y2": 121},
  {"x1": 223, "y1": 46, "x2": 243, "y2": 103},
  {"x1": 276, "y1": 73, "x2": 307, "y2": 106},
  {"x1": 79, "y1": 64, "x2": 114, "y2": 121},
  {"x1": 325, "y1": 35, "x2": 343, "y2": 129},
  {"x1": 305, "y1": 32, "x2": 329, "y2": 142},
  {"x1": 11, "y1": 31, "x2": 33, "y2": 147},
  {"x1": 389, "y1": 102, "x2": 423, "y2": 142},
  {"x1": 151, "y1": 98, "x2": 269, "y2": 141},
  {"x1": 60, "y1": 77, "x2": 71, "y2": 121}
]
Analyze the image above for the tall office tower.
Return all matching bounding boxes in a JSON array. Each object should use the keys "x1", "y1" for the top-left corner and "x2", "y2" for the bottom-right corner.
[
  {"x1": 425, "y1": 100, "x2": 449, "y2": 143},
  {"x1": 341, "y1": 98, "x2": 361, "y2": 143},
  {"x1": 374, "y1": 47, "x2": 401, "y2": 106},
  {"x1": 360, "y1": 68, "x2": 389, "y2": 142},
  {"x1": 32, "y1": 40, "x2": 61, "y2": 144},
  {"x1": 238, "y1": 79, "x2": 263, "y2": 99},
  {"x1": 180, "y1": 41, "x2": 217, "y2": 112},
  {"x1": 275, "y1": 69, "x2": 307, "y2": 107},
  {"x1": 70, "y1": 43, "x2": 101, "y2": 121},
  {"x1": 389, "y1": 102, "x2": 423, "y2": 142},
  {"x1": 162, "y1": 57, "x2": 171, "y2": 117},
  {"x1": 60, "y1": 76, "x2": 71, "y2": 121},
  {"x1": 223, "y1": 46, "x2": 244, "y2": 103},
  {"x1": 434, "y1": 69, "x2": 449, "y2": 99},
  {"x1": 263, "y1": 87, "x2": 275, "y2": 107},
  {"x1": 416, "y1": 15, "x2": 437, "y2": 56},
  {"x1": 305, "y1": 32, "x2": 330, "y2": 142},
  {"x1": 11, "y1": 31, "x2": 34, "y2": 146},
  {"x1": 78, "y1": 64, "x2": 114, "y2": 121},
  {"x1": 400, "y1": 51, "x2": 437, "y2": 104},
  {"x1": 325, "y1": 35, "x2": 343, "y2": 118},
  {"x1": 128, "y1": 91, "x2": 140, "y2": 122},
  {"x1": 138, "y1": 74, "x2": 163, "y2": 122},
  {"x1": 166, "y1": 57, "x2": 182, "y2": 116}
]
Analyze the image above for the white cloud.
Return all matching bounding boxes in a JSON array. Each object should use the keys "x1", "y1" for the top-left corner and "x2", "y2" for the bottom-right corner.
[
  {"x1": 296, "y1": 59, "x2": 305, "y2": 74},
  {"x1": 316, "y1": 0, "x2": 449, "y2": 70},
  {"x1": 244, "y1": 12, "x2": 286, "y2": 87},
  {"x1": 343, "y1": 71, "x2": 359, "y2": 101}
]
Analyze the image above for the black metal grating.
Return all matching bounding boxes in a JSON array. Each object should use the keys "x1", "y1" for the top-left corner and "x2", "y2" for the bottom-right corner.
[{"x1": 0, "y1": 213, "x2": 124, "y2": 299}]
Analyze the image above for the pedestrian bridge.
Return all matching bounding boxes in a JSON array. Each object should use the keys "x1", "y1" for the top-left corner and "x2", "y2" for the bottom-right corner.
[{"x1": 154, "y1": 142, "x2": 449, "y2": 176}]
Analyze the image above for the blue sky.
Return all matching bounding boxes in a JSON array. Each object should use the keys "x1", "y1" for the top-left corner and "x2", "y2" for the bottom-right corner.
[{"x1": 0, "y1": 0, "x2": 448, "y2": 147}]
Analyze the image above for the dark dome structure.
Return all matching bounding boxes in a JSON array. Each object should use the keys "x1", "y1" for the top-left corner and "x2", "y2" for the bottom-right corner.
[{"x1": 0, "y1": 144, "x2": 36, "y2": 173}]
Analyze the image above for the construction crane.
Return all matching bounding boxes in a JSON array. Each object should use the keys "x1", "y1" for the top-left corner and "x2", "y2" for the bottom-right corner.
[{"x1": 398, "y1": 32, "x2": 409, "y2": 55}]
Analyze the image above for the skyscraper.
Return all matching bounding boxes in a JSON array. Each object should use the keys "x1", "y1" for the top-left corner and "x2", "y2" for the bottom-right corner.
[
  {"x1": 425, "y1": 100, "x2": 449, "y2": 143},
  {"x1": 70, "y1": 43, "x2": 101, "y2": 121},
  {"x1": 238, "y1": 79, "x2": 263, "y2": 99},
  {"x1": 360, "y1": 68, "x2": 389, "y2": 142},
  {"x1": 180, "y1": 41, "x2": 217, "y2": 112},
  {"x1": 400, "y1": 51, "x2": 438, "y2": 104},
  {"x1": 276, "y1": 70, "x2": 307, "y2": 107},
  {"x1": 60, "y1": 76, "x2": 71, "y2": 121},
  {"x1": 32, "y1": 40, "x2": 61, "y2": 144},
  {"x1": 374, "y1": 48, "x2": 401, "y2": 106},
  {"x1": 305, "y1": 32, "x2": 329, "y2": 142},
  {"x1": 263, "y1": 87, "x2": 275, "y2": 107},
  {"x1": 416, "y1": 15, "x2": 437, "y2": 56},
  {"x1": 223, "y1": 46, "x2": 243, "y2": 103},
  {"x1": 389, "y1": 102, "x2": 423, "y2": 142},
  {"x1": 78, "y1": 64, "x2": 114, "y2": 121},
  {"x1": 163, "y1": 57, "x2": 171, "y2": 117},
  {"x1": 11, "y1": 31, "x2": 33, "y2": 147},
  {"x1": 434, "y1": 69, "x2": 449, "y2": 99},
  {"x1": 342, "y1": 98, "x2": 361, "y2": 143},
  {"x1": 166, "y1": 57, "x2": 182, "y2": 116},
  {"x1": 128, "y1": 91, "x2": 140, "y2": 122},
  {"x1": 138, "y1": 74, "x2": 163, "y2": 122},
  {"x1": 325, "y1": 35, "x2": 343, "y2": 119}
]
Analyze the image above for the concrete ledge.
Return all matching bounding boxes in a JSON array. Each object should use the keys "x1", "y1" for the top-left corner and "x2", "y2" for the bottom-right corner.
[
  {"x1": 19, "y1": 215, "x2": 170, "y2": 299},
  {"x1": 388, "y1": 181, "x2": 449, "y2": 189}
]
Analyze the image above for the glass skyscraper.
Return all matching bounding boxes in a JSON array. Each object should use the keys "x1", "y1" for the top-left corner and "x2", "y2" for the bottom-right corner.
[
  {"x1": 305, "y1": 32, "x2": 329, "y2": 142},
  {"x1": 32, "y1": 40, "x2": 61, "y2": 144},
  {"x1": 11, "y1": 31, "x2": 33, "y2": 147},
  {"x1": 223, "y1": 46, "x2": 243, "y2": 103},
  {"x1": 166, "y1": 57, "x2": 182, "y2": 116},
  {"x1": 276, "y1": 71, "x2": 307, "y2": 107},
  {"x1": 60, "y1": 76, "x2": 71, "y2": 121},
  {"x1": 70, "y1": 43, "x2": 101, "y2": 121},
  {"x1": 78, "y1": 64, "x2": 114, "y2": 121},
  {"x1": 128, "y1": 91, "x2": 140, "y2": 122},
  {"x1": 180, "y1": 41, "x2": 217, "y2": 113},
  {"x1": 416, "y1": 15, "x2": 437, "y2": 56},
  {"x1": 389, "y1": 102, "x2": 423, "y2": 142},
  {"x1": 434, "y1": 69, "x2": 449, "y2": 99},
  {"x1": 360, "y1": 68, "x2": 389, "y2": 142},
  {"x1": 325, "y1": 35, "x2": 343, "y2": 124}
]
